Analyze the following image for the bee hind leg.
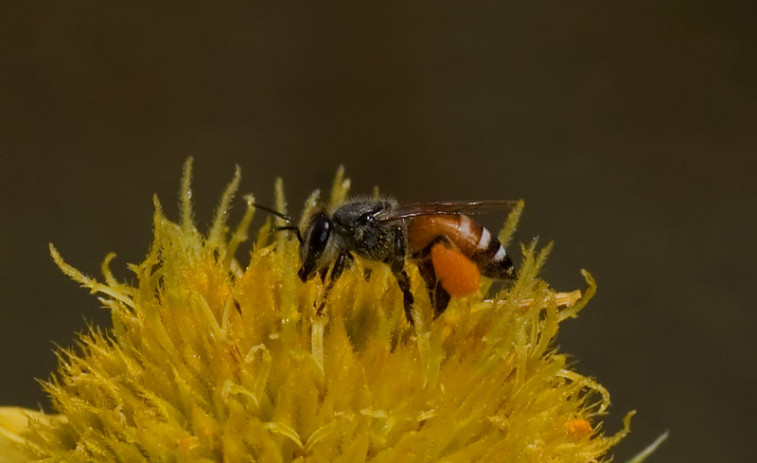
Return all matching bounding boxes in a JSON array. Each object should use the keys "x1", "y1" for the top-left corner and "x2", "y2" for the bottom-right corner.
[
  {"x1": 417, "y1": 256, "x2": 451, "y2": 317},
  {"x1": 412, "y1": 235, "x2": 455, "y2": 317}
]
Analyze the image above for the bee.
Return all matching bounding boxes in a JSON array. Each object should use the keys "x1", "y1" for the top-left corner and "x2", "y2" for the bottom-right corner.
[{"x1": 255, "y1": 198, "x2": 517, "y2": 323}]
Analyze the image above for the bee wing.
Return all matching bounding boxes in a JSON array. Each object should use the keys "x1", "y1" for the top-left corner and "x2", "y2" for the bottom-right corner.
[{"x1": 373, "y1": 200, "x2": 519, "y2": 222}]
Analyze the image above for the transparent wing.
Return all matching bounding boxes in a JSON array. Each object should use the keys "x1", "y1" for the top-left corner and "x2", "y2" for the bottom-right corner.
[{"x1": 373, "y1": 200, "x2": 519, "y2": 222}]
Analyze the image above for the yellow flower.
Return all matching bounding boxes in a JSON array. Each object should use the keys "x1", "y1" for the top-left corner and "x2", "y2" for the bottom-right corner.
[{"x1": 1, "y1": 159, "x2": 634, "y2": 462}]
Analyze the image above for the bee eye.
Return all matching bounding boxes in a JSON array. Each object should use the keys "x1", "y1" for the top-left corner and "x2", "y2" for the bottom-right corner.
[
  {"x1": 309, "y1": 214, "x2": 332, "y2": 247},
  {"x1": 299, "y1": 213, "x2": 332, "y2": 281}
]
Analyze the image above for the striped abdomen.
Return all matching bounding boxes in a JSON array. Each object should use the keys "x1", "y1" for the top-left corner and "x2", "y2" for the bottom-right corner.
[{"x1": 407, "y1": 215, "x2": 515, "y2": 279}]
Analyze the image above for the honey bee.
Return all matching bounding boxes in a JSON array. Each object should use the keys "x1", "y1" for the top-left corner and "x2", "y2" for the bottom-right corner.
[{"x1": 255, "y1": 198, "x2": 517, "y2": 323}]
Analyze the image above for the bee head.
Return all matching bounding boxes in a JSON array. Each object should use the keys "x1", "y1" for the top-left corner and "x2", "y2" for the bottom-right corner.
[
  {"x1": 252, "y1": 203, "x2": 335, "y2": 283},
  {"x1": 298, "y1": 212, "x2": 334, "y2": 282}
]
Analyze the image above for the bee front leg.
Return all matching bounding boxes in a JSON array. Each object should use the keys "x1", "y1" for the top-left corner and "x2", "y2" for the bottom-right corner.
[
  {"x1": 316, "y1": 251, "x2": 353, "y2": 316},
  {"x1": 331, "y1": 251, "x2": 352, "y2": 281},
  {"x1": 388, "y1": 226, "x2": 415, "y2": 324}
]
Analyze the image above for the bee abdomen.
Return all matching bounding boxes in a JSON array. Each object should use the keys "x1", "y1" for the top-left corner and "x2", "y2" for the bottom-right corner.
[
  {"x1": 408, "y1": 215, "x2": 515, "y2": 279},
  {"x1": 471, "y1": 226, "x2": 515, "y2": 279}
]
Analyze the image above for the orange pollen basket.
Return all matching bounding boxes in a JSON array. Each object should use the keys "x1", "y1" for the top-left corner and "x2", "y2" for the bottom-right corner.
[{"x1": 430, "y1": 243, "x2": 481, "y2": 296}]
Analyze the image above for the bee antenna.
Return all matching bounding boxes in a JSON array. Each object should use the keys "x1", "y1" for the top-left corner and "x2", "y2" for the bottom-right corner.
[
  {"x1": 252, "y1": 203, "x2": 303, "y2": 244},
  {"x1": 252, "y1": 203, "x2": 296, "y2": 224},
  {"x1": 275, "y1": 225, "x2": 303, "y2": 244}
]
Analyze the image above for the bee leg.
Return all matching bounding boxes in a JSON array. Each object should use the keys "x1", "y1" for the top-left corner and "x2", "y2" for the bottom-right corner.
[
  {"x1": 331, "y1": 251, "x2": 352, "y2": 281},
  {"x1": 316, "y1": 251, "x2": 352, "y2": 316},
  {"x1": 388, "y1": 226, "x2": 415, "y2": 324},
  {"x1": 417, "y1": 256, "x2": 451, "y2": 317},
  {"x1": 393, "y1": 268, "x2": 414, "y2": 324},
  {"x1": 413, "y1": 235, "x2": 455, "y2": 316}
]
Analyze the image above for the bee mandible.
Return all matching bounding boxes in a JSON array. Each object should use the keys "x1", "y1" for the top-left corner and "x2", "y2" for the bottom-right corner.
[{"x1": 255, "y1": 198, "x2": 518, "y2": 323}]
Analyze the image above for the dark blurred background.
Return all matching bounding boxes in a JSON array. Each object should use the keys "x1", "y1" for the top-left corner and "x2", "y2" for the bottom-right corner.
[{"x1": 1, "y1": 1, "x2": 755, "y2": 461}]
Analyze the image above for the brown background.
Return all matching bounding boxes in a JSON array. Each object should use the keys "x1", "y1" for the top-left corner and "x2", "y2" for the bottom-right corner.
[{"x1": 1, "y1": 2, "x2": 755, "y2": 462}]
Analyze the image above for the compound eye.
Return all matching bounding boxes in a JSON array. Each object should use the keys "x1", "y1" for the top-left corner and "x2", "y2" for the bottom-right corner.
[
  {"x1": 299, "y1": 213, "x2": 332, "y2": 281},
  {"x1": 309, "y1": 214, "x2": 332, "y2": 248}
]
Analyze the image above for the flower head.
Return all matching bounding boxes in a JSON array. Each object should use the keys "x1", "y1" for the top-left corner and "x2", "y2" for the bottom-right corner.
[{"x1": 1, "y1": 160, "x2": 631, "y2": 462}]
